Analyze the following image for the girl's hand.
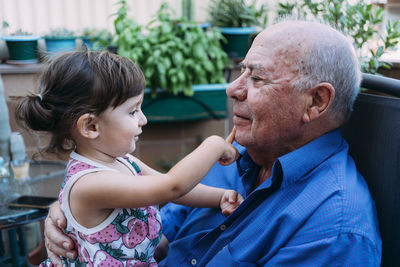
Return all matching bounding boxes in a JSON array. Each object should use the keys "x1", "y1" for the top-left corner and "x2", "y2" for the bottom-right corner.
[
  {"x1": 220, "y1": 189, "x2": 244, "y2": 216},
  {"x1": 218, "y1": 126, "x2": 239, "y2": 166}
]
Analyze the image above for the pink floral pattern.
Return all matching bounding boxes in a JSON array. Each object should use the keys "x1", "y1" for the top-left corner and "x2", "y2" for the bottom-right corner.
[{"x1": 40, "y1": 154, "x2": 162, "y2": 267}]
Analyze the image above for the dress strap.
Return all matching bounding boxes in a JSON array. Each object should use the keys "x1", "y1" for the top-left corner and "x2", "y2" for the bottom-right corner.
[{"x1": 123, "y1": 156, "x2": 142, "y2": 175}]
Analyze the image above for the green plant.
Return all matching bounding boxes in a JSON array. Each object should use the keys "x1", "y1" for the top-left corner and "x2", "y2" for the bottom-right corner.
[
  {"x1": 113, "y1": 0, "x2": 228, "y2": 96},
  {"x1": 208, "y1": 0, "x2": 268, "y2": 28},
  {"x1": 1, "y1": 22, "x2": 32, "y2": 36},
  {"x1": 1, "y1": 21, "x2": 9, "y2": 35},
  {"x1": 45, "y1": 28, "x2": 75, "y2": 38},
  {"x1": 11, "y1": 29, "x2": 32, "y2": 35},
  {"x1": 81, "y1": 28, "x2": 114, "y2": 50},
  {"x1": 277, "y1": 0, "x2": 400, "y2": 74}
]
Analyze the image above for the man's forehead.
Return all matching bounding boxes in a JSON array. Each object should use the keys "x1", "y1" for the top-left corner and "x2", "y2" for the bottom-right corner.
[
  {"x1": 242, "y1": 42, "x2": 286, "y2": 69},
  {"x1": 238, "y1": 62, "x2": 263, "y2": 70}
]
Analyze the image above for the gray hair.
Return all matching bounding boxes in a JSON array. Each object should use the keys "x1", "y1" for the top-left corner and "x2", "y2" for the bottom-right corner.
[{"x1": 286, "y1": 20, "x2": 361, "y2": 122}]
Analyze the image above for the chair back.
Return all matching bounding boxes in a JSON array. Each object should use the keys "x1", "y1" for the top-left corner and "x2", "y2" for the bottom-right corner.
[{"x1": 342, "y1": 74, "x2": 400, "y2": 267}]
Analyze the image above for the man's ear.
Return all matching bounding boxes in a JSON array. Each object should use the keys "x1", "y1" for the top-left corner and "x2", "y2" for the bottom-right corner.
[
  {"x1": 302, "y1": 82, "x2": 335, "y2": 123},
  {"x1": 76, "y1": 113, "x2": 99, "y2": 139}
]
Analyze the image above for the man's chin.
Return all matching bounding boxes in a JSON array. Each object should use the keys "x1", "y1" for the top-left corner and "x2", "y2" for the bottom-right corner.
[{"x1": 234, "y1": 133, "x2": 250, "y2": 147}]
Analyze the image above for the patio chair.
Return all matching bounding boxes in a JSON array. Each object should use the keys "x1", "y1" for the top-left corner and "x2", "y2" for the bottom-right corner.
[{"x1": 342, "y1": 73, "x2": 400, "y2": 267}]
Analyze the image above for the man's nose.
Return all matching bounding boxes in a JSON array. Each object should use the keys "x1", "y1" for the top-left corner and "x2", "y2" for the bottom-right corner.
[{"x1": 226, "y1": 74, "x2": 247, "y2": 101}]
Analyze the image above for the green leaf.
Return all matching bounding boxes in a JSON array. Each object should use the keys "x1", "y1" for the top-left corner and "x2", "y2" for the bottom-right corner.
[
  {"x1": 375, "y1": 46, "x2": 384, "y2": 57},
  {"x1": 177, "y1": 70, "x2": 186, "y2": 83},
  {"x1": 116, "y1": 223, "x2": 129, "y2": 234}
]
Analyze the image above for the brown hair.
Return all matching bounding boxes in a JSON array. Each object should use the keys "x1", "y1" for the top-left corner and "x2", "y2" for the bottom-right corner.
[{"x1": 15, "y1": 50, "x2": 145, "y2": 155}]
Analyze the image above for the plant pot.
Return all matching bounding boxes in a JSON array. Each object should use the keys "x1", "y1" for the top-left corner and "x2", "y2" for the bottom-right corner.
[
  {"x1": 142, "y1": 84, "x2": 228, "y2": 123},
  {"x1": 81, "y1": 38, "x2": 94, "y2": 50},
  {"x1": 44, "y1": 37, "x2": 76, "y2": 55},
  {"x1": 2, "y1": 35, "x2": 41, "y2": 64},
  {"x1": 219, "y1": 27, "x2": 256, "y2": 60},
  {"x1": 81, "y1": 38, "x2": 107, "y2": 51},
  {"x1": 199, "y1": 22, "x2": 211, "y2": 31}
]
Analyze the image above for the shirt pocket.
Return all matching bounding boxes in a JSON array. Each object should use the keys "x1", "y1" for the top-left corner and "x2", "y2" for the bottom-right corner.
[{"x1": 205, "y1": 245, "x2": 256, "y2": 267}]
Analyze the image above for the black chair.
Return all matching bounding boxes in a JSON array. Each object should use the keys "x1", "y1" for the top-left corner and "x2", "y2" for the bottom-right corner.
[{"x1": 342, "y1": 73, "x2": 400, "y2": 267}]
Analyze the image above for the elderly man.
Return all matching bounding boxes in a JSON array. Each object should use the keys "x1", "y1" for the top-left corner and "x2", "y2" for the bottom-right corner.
[{"x1": 44, "y1": 20, "x2": 381, "y2": 266}]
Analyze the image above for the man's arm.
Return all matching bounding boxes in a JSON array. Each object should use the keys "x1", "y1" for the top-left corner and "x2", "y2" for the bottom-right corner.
[{"x1": 44, "y1": 201, "x2": 77, "y2": 264}]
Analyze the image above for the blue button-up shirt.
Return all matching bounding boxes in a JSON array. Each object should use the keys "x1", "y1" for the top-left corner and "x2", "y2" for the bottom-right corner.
[{"x1": 160, "y1": 129, "x2": 381, "y2": 266}]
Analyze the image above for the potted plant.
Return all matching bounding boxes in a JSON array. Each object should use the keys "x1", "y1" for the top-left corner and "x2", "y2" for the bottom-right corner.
[
  {"x1": 80, "y1": 28, "x2": 113, "y2": 51},
  {"x1": 208, "y1": 0, "x2": 268, "y2": 60},
  {"x1": 113, "y1": 1, "x2": 229, "y2": 122},
  {"x1": 2, "y1": 31, "x2": 41, "y2": 64},
  {"x1": 44, "y1": 28, "x2": 76, "y2": 55},
  {"x1": 1, "y1": 22, "x2": 41, "y2": 64},
  {"x1": 277, "y1": 0, "x2": 400, "y2": 74}
]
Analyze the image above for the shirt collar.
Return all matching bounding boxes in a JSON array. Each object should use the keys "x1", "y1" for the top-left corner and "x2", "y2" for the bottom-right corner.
[
  {"x1": 278, "y1": 128, "x2": 346, "y2": 188},
  {"x1": 235, "y1": 143, "x2": 256, "y2": 177},
  {"x1": 235, "y1": 128, "x2": 346, "y2": 190}
]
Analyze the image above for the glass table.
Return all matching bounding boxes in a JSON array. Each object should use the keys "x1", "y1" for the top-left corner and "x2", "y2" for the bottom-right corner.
[
  {"x1": 0, "y1": 206, "x2": 48, "y2": 266},
  {"x1": 0, "y1": 161, "x2": 65, "y2": 266}
]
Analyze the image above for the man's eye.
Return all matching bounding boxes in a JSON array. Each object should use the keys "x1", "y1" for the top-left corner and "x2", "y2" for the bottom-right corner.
[{"x1": 251, "y1": 76, "x2": 262, "y2": 81}]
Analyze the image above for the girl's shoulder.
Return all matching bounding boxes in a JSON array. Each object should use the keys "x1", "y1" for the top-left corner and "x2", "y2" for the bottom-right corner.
[
  {"x1": 66, "y1": 158, "x2": 97, "y2": 176},
  {"x1": 121, "y1": 154, "x2": 142, "y2": 175}
]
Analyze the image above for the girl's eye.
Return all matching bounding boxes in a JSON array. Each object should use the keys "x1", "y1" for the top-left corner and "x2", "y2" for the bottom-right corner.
[{"x1": 129, "y1": 110, "x2": 138, "y2": 116}]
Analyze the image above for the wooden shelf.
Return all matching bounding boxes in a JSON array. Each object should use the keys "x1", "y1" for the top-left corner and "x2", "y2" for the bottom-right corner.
[{"x1": 0, "y1": 63, "x2": 43, "y2": 74}]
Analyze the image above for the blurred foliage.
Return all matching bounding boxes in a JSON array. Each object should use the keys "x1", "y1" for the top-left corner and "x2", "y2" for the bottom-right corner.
[
  {"x1": 277, "y1": 0, "x2": 400, "y2": 74},
  {"x1": 113, "y1": 0, "x2": 228, "y2": 96},
  {"x1": 1, "y1": 22, "x2": 33, "y2": 36},
  {"x1": 81, "y1": 28, "x2": 114, "y2": 50},
  {"x1": 208, "y1": 0, "x2": 268, "y2": 28},
  {"x1": 1, "y1": 21, "x2": 9, "y2": 30},
  {"x1": 45, "y1": 28, "x2": 76, "y2": 38}
]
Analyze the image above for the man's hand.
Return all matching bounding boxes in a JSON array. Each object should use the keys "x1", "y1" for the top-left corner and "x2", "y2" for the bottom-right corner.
[
  {"x1": 154, "y1": 234, "x2": 169, "y2": 263},
  {"x1": 220, "y1": 190, "x2": 244, "y2": 216},
  {"x1": 44, "y1": 201, "x2": 77, "y2": 266}
]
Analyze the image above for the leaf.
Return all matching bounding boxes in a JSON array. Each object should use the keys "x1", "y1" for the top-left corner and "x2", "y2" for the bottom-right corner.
[
  {"x1": 116, "y1": 223, "x2": 129, "y2": 234},
  {"x1": 173, "y1": 51, "x2": 184, "y2": 66},
  {"x1": 177, "y1": 70, "x2": 186, "y2": 83},
  {"x1": 375, "y1": 46, "x2": 384, "y2": 57}
]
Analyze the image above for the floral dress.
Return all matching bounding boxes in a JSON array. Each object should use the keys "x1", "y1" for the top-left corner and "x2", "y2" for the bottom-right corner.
[{"x1": 40, "y1": 151, "x2": 162, "y2": 267}]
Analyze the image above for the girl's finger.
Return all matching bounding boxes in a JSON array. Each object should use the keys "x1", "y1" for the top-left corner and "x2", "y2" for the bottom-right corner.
[
  {"x1": 226, "y1": 126, "x2": 236, "y2": 144},
  {"x1": 229, "y1": 191, "x2": 237, "y2": 203}
]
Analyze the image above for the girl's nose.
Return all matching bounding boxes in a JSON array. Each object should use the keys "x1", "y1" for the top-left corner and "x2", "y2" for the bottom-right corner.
[{"x1": 139, "y1": 110, "x2": 147, "y2": 126}]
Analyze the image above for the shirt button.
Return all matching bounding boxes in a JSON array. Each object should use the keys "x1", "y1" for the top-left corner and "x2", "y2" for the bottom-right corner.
[
  {"x1": 219, "y1": 224, "x2": 226, "y2": 231},
  {"x1": 191, "y1": 258, "x2": 197, "y2": 265}
]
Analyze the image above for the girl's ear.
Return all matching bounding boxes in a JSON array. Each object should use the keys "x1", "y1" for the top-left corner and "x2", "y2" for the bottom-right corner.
[{"x1": 76, "y1": 113, "x2": 99, "y2": 139}]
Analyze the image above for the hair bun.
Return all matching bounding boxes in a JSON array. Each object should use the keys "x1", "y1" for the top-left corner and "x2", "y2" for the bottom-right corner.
[{"x1": 15, "y1": 94, "x2": 55, "y2": 132}]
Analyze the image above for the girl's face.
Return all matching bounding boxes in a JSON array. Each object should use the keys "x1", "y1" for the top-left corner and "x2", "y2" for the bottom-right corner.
[{"x1": 96, "y1": 93, "x2": 147, "y2": 157}]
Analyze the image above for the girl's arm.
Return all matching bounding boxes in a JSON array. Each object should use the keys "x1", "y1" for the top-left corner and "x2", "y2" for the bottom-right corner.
[
  {"x1": 173, "y1": 184, "x2": 244, "y2": 216},
  {"x1": 173, "y1": 183, "x2": 225, "y2": 207},
  {"x1": 134, "y1": 155, "x2": 243, "y2": 215},
  {"x1": 70, "y1": 135, "x2": 238, "y2": 211}
]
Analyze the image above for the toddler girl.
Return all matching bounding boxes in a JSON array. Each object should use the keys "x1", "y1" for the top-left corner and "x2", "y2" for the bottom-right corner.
[{"x1": 15, "y1": 50, "x2": 242, "y2": 266}]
